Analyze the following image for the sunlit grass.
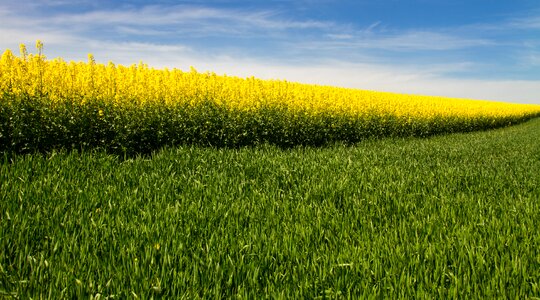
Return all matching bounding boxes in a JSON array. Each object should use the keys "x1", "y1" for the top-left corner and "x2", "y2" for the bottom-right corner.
[{"x1": 1, "y1": 118, "x2": 539, "y2": 298}]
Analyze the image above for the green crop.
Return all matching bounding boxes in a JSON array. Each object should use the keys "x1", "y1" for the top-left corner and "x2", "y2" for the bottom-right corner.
[{"x1": 1, "y1": 118, "x2": 539, "y2": 298}]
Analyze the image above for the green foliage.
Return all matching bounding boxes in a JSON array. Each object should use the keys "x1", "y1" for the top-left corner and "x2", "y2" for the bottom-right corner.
[
  {"x1": 1, "y1": 94, "x2": 538, "y2": 155},
  {"x1": 1, "y1": 118, "x2": 540, "y2": 298}
]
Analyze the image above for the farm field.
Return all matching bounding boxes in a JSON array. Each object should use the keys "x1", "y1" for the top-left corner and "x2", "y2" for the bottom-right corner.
[
  {"x1": 1, "y1": 44, "x2": 540, "y2": 298},
  {"x1": 1, "y1": 117, "x2": 540, "y2": 298},
  {"x1": 2, "y1": 45, "x2": 540, "y2": 155}
]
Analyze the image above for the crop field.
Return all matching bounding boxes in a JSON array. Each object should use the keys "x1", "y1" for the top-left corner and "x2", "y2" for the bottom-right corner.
[
  {"x1": 2, "y1": 119, "x2": 540, "y2": 298},
  {"x1": 1, "y1": 43, "x2": 540, "y2": 154},
  {"x1": 1, "y1": 43, "x2": 540, "y2": 298}
]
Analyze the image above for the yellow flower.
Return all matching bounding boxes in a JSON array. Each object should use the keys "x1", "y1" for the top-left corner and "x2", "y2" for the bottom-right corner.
[
  {"x1": 36, "y1": 40, "x2": 43, "y2": 54},
  {"x1": 1, "y1": 42, "x2": 539, "y2": 139}
]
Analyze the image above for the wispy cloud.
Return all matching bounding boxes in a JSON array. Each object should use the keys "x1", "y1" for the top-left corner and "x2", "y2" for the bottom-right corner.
[
  {"x1": 509, "y1": 16, "x2": 540, "y2": 30},
  {"x1": 528, "y1": 53, "x2": 540, "y2": 66},
  {"x1": 41, "y1": 5, "x2": 333, "y2": 34},
  {"x1": 0, "y1": 3, "x2": 497, "y2": 52},
  {"x1": 0, "y1": 28, "x2": 82, "y2": 48},
  {"x1": 309, "y1": 30, "x2": 493, "y2": 52}
]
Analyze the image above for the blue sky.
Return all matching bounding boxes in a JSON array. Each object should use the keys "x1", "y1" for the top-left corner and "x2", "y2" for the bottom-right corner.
[{"x1": 1, "y1": 0, "x2": 539, "y2": 103}]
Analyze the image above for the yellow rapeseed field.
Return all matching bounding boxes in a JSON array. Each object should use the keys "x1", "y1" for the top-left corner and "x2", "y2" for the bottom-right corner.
[{"x1": 1, "y1": 42, "x2": 539, "y2": 152}]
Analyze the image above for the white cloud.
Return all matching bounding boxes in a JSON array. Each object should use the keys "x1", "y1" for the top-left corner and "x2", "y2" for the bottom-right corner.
[
  {"x1": 510, "y1": 16, "x2": 540, "y2": 30},
  {"x1": 377, "y1": 31, "x2": 493, "y2": 50},
  {"x1": 302, "y1": 30, "x2": 493, "y2": 52},
  {"x1": 0, "y1": 3, "x2": 493, "y2": 52},
  {"x1": 528, "y1": 53, "x2": 540, "y2": 66},
  {"x1": 85, "y1": 41, "x2": 193, "y2": 65},
  {"x1": 0, "y1": 29, "x2": 82, "y2": 49},
  {"x1": 38, "y1": 5, "x2": 333, "y2": 33},
  {"x1": 326, "y1": 33, "x2": 354, "y2": 40}
]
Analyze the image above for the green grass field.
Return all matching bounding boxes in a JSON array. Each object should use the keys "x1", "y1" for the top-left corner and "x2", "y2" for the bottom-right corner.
[{"x1": 1, "y1": 118, "x2": 540, "y2": 298}]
